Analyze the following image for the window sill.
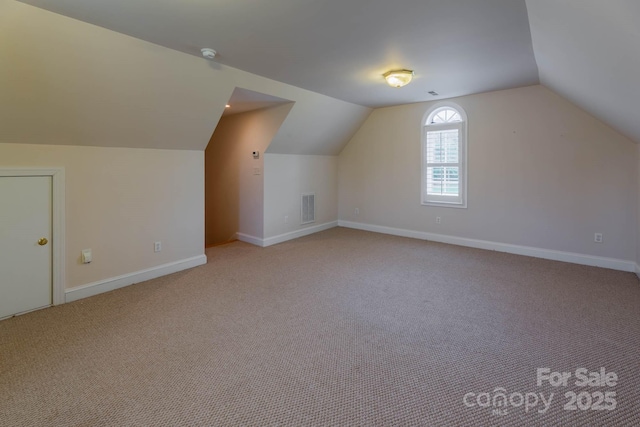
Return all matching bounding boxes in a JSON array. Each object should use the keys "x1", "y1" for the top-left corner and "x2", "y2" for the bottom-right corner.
[{"x1": 421, "y1": 201, "x2": 467, "y2": 209}]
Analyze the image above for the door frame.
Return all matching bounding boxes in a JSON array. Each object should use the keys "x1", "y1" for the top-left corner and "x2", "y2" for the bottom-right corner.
[{"x1": 0, "y1": 168, "x2": 66, "y2": 306}]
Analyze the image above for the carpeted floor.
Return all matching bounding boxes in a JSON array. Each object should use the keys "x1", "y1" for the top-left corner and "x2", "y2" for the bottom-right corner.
[{"x1": 1, "y1": 227, "x2": 639, "y2": 426}]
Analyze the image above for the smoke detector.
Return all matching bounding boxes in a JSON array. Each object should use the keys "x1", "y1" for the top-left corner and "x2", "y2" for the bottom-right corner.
[{"x1": 201, "y1": 48, "x2": 217, "y2": 60}]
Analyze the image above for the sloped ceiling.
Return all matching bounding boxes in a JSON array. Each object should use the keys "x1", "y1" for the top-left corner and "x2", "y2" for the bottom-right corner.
[
  {"x1": 223, "y1": 89, "x2": 292, "y2": 117},
  {"x1": 526, "y1": 0, "x2": 640, "y2": 143},
  {"x1": 4, "y1": 0, "x2": 638, "y2": 152},
  {"x1": 0, "y1": 1, "x2": 370, "y2": 154},
  {"x1": 17, "y1": 0, "x2": 539, "y2": 107}
]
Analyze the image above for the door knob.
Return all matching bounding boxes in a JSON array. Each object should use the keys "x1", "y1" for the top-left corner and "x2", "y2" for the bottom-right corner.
[{"x1": 38, "y1": 238, "x2": 48, "y2": 246}]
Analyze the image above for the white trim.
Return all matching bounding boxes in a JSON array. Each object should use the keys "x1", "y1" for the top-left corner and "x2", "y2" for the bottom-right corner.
[
  {"x1": 421, "y1": 102, "x2": 468, "y2": 209},
  {"x1": 237, "y1": 221, "x2": 338, "y2": 248},
  {"x1": 0, "y1": 168, "x2": 66, "y2": 306},
  {"x1": 338, "y1": 220, "x2": 636, "y2": 272},
  {"x1": 237, "y1": 233, "x2": 265, "y2": 246},
  {"x1": 424, "y1": 101, "x2": 468, "y2": 124},
  {"x1": 65, "y1": 255, "x2": 207, "y2": 302},
  {"x1": 263, "y1": 221, "x2": 337, "y2": 247},
  {"x1": 52, "y1": 170, "x2": 65, "y2": 305}
]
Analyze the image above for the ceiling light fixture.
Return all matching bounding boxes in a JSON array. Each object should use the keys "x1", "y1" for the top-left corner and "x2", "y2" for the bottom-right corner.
[
  {"x1": 225, "y1": 104, "x2": 231, "y2": 108},
  {"x1": 383, "y1": 69, "x2": 414, "y2": 88},
  {"x1": 201, "y1": 48, "x2": 217, "y2": 60}
]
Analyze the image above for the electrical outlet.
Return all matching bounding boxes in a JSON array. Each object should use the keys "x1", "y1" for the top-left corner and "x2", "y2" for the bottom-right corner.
[
  {"x1": 436, "y1": 217, "x2": 441, "y2": 224},
  {"x1": 354, "y1": 208, "x2": 360, "y2": 216},
  {"x1": 284, "y1": 215, "x2": 289, "y2": 224},
  {"x1": 154, "y1": 241, "x2": 162, "y2": 252},
  {"x1": 594, "y1": 233, "x2": 603, "y2": 243}
]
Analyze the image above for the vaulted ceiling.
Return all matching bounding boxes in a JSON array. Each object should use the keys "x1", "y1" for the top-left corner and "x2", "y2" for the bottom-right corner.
[
  {"x1": 18, "y1": 0, "x2": 539, "y2": 108},
  {"x1": 9, "y1": 0, "x2": 640, "y2": 144},
  {"x1": 525, "y1": 0, "x2": 640, "y2": 144}
]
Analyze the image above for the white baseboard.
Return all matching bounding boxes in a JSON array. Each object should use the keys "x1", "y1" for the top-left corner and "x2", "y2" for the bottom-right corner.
[
  {"x1": 236, "y1": 233, "x2": 264, "y2": 246},
  {"x1": 65, "y1": 255, "x2": 207, "y2": 303},
  {"x1": 237, "y1": 221, "x2": 339, "y2": 248},
  {"x1": 263, "y1": 221, "x2": 338, "y2": 247},
  {"x1": 338, "y1": 220, "x2": 636, "y2": 273}
]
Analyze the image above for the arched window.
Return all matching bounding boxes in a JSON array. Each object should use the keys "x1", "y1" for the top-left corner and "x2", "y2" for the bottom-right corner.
[{"x1": 422, "y1": 103, "x2": 467, "y2": 208}]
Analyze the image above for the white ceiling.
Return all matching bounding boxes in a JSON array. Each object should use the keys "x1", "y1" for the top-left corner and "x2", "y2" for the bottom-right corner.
[
  {"x1": 14, "y1": 0, "x2": 639, "y2": 144},
  {"x1": 526, "y1": 0, "x2": 640, "y2": 143},
  {"x1": 1, "y1": 1, "x2": 371, "y2": 153},
  {"x1": 223, "y1": 88, "x2": 292, "y2": 117},
  {"x1": 17, "y1": 0, "x2": 539, "y2": 108}
]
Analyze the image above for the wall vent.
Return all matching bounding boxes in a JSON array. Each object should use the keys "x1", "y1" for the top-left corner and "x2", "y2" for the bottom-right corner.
[{"x1": 301, "y1": 193, "x2": 315, "y2": 224}]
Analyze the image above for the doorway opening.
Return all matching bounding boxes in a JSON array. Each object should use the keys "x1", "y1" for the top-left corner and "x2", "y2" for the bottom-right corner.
[{"x1": 204, "y1": 88, "x2": 293, "y2": 247}]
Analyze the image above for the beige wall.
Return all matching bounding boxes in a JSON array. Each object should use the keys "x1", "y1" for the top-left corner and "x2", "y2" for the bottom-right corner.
[
  {"x1": 0, "y1": 143, "x2": 204, "y2": 289},
  {"x1": 264, "y1": 154, "x2": 338, "y2": 238},
  {"x1": 339, "y1": 85, "x2": 637, "y2": 261},
  {"x1": 205, "y1": 105, "x2": 293, "y2": 245}
]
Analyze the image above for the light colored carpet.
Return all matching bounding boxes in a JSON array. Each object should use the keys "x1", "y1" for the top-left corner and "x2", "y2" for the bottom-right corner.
[{"x1": 1, "y1": 227, "x2": 639, "y2": 426}]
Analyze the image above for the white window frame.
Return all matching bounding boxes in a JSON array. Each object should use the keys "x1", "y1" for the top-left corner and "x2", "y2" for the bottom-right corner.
[{"x1": 421, "y1": 102, "x2": 468, "y2": 208}]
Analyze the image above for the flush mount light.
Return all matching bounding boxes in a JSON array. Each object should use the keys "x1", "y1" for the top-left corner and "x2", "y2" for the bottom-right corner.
[
  {"x1": 201, "y1": 48, "x2": 217, "y2": 60},
  {"x1": 225, "y1": 104, "x2": 231, "y2": 108},
  {"x1": 383, "y1": 69, "x2": 414, "y2": 88}
]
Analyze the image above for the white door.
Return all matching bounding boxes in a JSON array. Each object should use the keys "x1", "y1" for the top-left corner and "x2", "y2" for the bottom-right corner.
[{"x1": 0, "y1": 176, "x2": 52, "y2": 319}]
